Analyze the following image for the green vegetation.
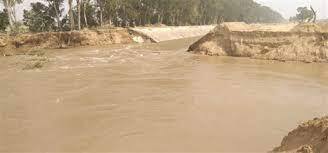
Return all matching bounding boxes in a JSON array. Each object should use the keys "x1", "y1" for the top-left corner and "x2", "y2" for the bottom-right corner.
[
  {"x1": 2, "y1": 0, "x2": 284, "y2": 33},
  {"x1": 99, "y1": 0, "x2": 284, "y2": 26},
  {"x1": 23, "y1": 2, "x2": 56, "y2": 32},
  {"x1": 1, "y1": 0, "x2": 23, "y2": 30},
  {"x1": 0, "y1": 9, "x2": 9, "y2": 31},
  {"x1": 290, "y1": 6, "x2": 317, "y2": 23}
]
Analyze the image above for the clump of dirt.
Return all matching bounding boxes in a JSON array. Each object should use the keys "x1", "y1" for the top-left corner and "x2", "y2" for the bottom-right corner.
[
  {"x1": 272, "y1": 116, "x2": 328, "y2": 153},
  {"x1": 0, "y1": 34, "x2": 8, "y2": 47},
  {"x1": 25, "y1": 48, "x2": 46, "y2": 56},
  {"x1": 20, "y1": 54, "x2": 49, "y2": 70},
  {"x1": 188, "y1": 22, "x2": 328, "y2": 63},
  {"x1": 4, "y1": 48, "x2": 50, "y2": 70}
]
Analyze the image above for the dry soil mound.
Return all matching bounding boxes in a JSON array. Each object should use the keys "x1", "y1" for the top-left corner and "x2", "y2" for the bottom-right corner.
[{"x1": 273, "y1": 116, "x2": 328, "y2": 153}]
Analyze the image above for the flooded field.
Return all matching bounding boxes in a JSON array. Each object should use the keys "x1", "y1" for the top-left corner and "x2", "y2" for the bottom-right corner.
[{"x1": 1, "y1": 38, "x2": 328, "y2": 152}]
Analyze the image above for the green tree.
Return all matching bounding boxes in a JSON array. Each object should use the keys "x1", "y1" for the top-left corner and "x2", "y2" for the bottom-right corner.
[
  {"x1": 23, "y1": 2, "x2": 55, "y2": 32},
  {"x1": 100, "y1": 0, "x2": 284, "y2": 27},
  {"x1": 1, "y1": 0, "x2": 23, "y2": 30},
  {"x1": 44, "y1": 0, "x2": 64, "y2": 31},
  {"x1": 0, "y1": 9, "x2": 9, "y2": 31},
  {"x1": 21, "y1": 0, "x2": 285, "y2": 31},
  {"x1": 68, "y1": 0, "x2": 74, "y2": 30},
  {"x1": 80, "y1": 0, "x2": 98, "y2": 27},
  {"x1": 96, "y1": 0, "x2": 104, "y2": 26},
  {"x1": 290, "y1": 7, "x2": 314, "y2": 23}
]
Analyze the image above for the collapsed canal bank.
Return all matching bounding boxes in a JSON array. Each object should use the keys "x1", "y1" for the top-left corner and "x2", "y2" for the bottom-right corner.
[
  {"x1": 0, "y1": 25, "x2": 215, "y2": 56},
  {"x1": 0, "y1": 28, "x2": 144, "y2": 56},
  {"x1": 272, "y1": 116, "x2": 328, "y2": 153},
  {"x1": 188, "y1": 22, "x2": 328, "y2": 63}
]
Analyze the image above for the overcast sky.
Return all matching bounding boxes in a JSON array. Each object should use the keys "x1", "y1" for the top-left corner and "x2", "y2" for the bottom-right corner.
[
  {"x1": 4, "y1": 0, "x2": 328, "y2": 20},
  {"x1": 256, "y1": 0, "x2": 327, "y2": 19}
]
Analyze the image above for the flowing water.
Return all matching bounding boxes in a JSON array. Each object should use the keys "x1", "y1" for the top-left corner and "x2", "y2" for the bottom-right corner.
[{"x1": 1, "y1": 38, "x2": 328, "y2": 152}]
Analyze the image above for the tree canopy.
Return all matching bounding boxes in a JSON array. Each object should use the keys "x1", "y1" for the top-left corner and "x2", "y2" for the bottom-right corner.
[
  {"x1": 0, "y1": 9, "x2": 9, "y2": 31},
  {"x1": 290, "y1": 6, "x2": 316, "y2": 23},
  {"x1": 19, "y1": 0, "x2": 285, "y2": 32},
  {"x1": 1, "y1": 0, "x2": 23, "y2": 30},
  {"x1": 23, "y1": 2, "x2": 56, "y2": 32},
  {"x1": 100, "y1": 0, "x2": 284, "y2": 26}
]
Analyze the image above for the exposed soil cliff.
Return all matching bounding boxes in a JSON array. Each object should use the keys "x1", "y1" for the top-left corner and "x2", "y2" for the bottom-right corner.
[
  {"x1": 0, "y1": 28, "x2": 144, "y2": 56},
  {"x1": 273, "y1": 116, "x2": 328, "y2": 153},
  {"x1": 188, "y1": 22, "x2": 328, "y2": 63},
  {"x1": 0, "y1": 25, "x2": 215, "y2": 56}
]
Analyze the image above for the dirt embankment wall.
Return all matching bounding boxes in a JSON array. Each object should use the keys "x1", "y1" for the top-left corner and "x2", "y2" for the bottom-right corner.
[
  {"x1": 130, "y1": 25, "x2": 216, "y2": 43},
  {"x1": 272, "y1": 116, "x2": 328, "y2": 153},
  {"x1": 0, "y1": 25, "x2": 216, "y2": 56},
  {"x1": 188, "y1": 22, "x2": 328, "y2": 63},
  {"x1": 0, "y1": 28, "x2": 149, "y2": 56}
]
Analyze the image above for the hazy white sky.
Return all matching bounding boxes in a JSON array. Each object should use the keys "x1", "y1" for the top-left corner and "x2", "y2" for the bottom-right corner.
[
  {"x1": 255, "y1": 0, "x2": 327, "y2": 19},
  {"x1": 4, "y1": 0, "x2": 328, "y2": 20}
]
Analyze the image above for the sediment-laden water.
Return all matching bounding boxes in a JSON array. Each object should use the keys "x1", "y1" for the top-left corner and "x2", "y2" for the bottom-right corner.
[{"x1": 1, "y1": 38, "x2": 328, "y2": 152}]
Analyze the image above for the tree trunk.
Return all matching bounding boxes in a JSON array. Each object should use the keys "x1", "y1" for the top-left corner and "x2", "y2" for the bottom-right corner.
[
  {"x1": 83, "y1": 0, "x2": 88, "y2": 27},
  {"x1": 310, "y1": 6, "x2": 317, "y2": 23},
  {"x1": 97, "y1": 0, "x2": 103, "y2": 26},
  {"x1": 77, "y1": 0, "x2": 81, "y2": 30},
  {"x1": 100, "y1": 10, "x2": 103, "y2": 26},
  {"x1": 109, "y1": 16, "x2": 112, "y2": 26},
  {"x1": 49, "y1": 1, "x2": 61, "y2": 31},
  {"x1": 5, "y1": 0, "x2": 14, "y2": 30},
  {"x1": 157, "y1": 14, "x2": 160, "y2": 23},
  {"x1": 12, "y1": 1, "x2": 17, "y2": 23},
  {"x1": 68, "y1": 0, "x2": 75, "y2": 31}
]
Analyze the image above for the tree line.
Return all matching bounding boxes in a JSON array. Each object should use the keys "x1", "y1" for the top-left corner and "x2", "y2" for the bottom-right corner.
[
  {"x1": 289, "y1": 6, "x2": 317, "y2": 23},
  {"x1": 0, "y1": 0, "x2": 285, "y2": 32}
]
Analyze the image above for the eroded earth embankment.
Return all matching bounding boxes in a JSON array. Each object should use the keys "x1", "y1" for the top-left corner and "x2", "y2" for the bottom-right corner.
[
  {"x1": 188, "y1": 22, "x2": 328, "y2": 63},
  {"x1": 0, "y1": 28, "x2": 141, "y2": 56},
  {"x1": 272, "y1": 116, "x2": 328, "y2": 153},
  {"x1": 0, "y1": 25, "x2": 215, "y2": 56}
]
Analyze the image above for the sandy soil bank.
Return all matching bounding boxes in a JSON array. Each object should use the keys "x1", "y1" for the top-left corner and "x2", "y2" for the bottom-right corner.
[
  {"x1": 0, "y1": 25, "x2": 215, "y2": 56},
  {"x1": 273, "y1": 116, "x2": 328, "y2": 153},
  {"x1": 0, "y1": 28, "x2": 144, "y2": 56},
  {"x1": 188, "y1": 22, "x2": 328, "y2": 63}
]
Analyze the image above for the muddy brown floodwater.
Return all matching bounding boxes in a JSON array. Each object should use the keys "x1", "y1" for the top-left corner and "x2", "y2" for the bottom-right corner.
[{"x1": 1, "y1": 38, "x2": 328, "y2": 152}]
